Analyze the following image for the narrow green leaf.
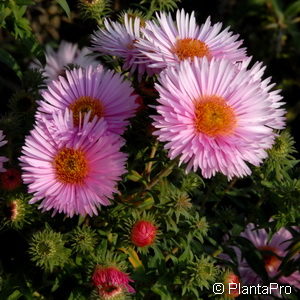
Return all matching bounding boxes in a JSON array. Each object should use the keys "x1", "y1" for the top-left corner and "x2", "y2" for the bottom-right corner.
[
  {"x1": 270, "y1": 0, "x2": 285, "y2": 24},
  {"x1": 151, "y1": 284, "x2": 173, "y2": 300},
  {"x1": 7, "y1": 290, "x2": 22, "y2": 300},
  {"x1": 0, "y1": 49, "x2": 22, "y2": 79},
  {"x1": 285, "y1": 1, "x2": 300, "y2": 19},
  {"x1": 15, "y1": 0, "x2": 35, "y2": 5},
  {"x1": 127, "y1": 170, "x2": 143, "y2": 182},
  {"x1": 56, "y1": 0, "x2": 71, "y2": 19},
  {"x1": 0, "y1": 7, "x2": 11, "y2": 27}
]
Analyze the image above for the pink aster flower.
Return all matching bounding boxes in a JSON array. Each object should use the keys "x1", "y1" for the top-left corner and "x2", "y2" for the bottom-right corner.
[
  {"x1": 90, "y1": 13, "x2": 158, "y2": 76},
  {"x1": 92, "y1": 265, "x2": 135, "y2": 298},
  {"x1": 37, "y1": 65, "x2": 138, "y2": 135},
  {"x1": 0, "y1": 130, "x2": 8, "y2": 172},
  {"x1": 19, "y1": 109, "x2": 127, "y2": 217},
  {"x1": 233, "y1": 223, "x2": 300, "y2": 290},
  {"x1": 152, "y1": 58, "x2": 285, "y2": 179},
  {"x1": 31, "y1": 41, "x2": 99, "y2": 83},
  {"x1": 137, "y1": 9, "x2": 247, "y2": 69},
  {"x1": 238, "y1": 57, "x2": 286, "y2": 130}
]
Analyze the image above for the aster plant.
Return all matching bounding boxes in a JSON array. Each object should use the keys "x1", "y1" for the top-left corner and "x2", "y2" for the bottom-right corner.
[{"x1": 1, "y1": 1, "x2": 300, "y2": 300}]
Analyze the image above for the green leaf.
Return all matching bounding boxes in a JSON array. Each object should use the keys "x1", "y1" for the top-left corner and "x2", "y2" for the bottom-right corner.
[
  {"x1": 7, "y1": 290, "x2": 22, "y2": 300},
  {"x1": 56, "y1": 0, "x2": 71, "y2": 18},
  {"x1": 127, "y1": 170, "x2": 144, "y2": 182},
  {"x1": 15, "y1": 0, "x2": 34, "y2": 5},
  {"x1": 251, "y1": 0, "x2": 268, "y2": 4},
  {"x1": 178, "y1": 243, "x2": 191, "y2": 262},
  {"x1": 0, "y1": 49, "x2": 22, "y2": 79},
  {"x1": 285, "y1": 1, "x2": 300, "y2": 19},
  {"x1": 51, "y1": 277, "x2": 60, "y2": 292},
  {"x1": 151, "y1": 284, "x2": 173, "y2": 300},
  {"x1": 119, "y1": 247, "x2": 144, "y2": 271},
  {"x1": 0, "y1": 7, "x2": 11, "y2": 27},
  {"x1": 67, "y1": 290, "x2": 84, "y2": 300},
  {"x1": 270, "y1": 0, "x2": 285, "y2": 24},
  {"x1": 21, "y1": 36, "x2": 44, "y2": 59}
]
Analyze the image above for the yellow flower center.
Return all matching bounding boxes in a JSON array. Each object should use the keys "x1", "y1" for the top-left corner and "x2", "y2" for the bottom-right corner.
[
  {"x1": 194, "y1": 95, "x2": 236, "y2": 137},
  {"x1": 69, "y1": 96, "x2": 104, "y2": 126},
  {"x1": 54, "y1": 148, "x2": 88, "y2": 184},
  {"x1": 174, "y1": 38, "x2": 210, "y2": 60}
]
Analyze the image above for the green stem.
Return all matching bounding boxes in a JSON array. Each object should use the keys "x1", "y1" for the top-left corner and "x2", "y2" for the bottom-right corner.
[
  {"x1": 144, "y1": 140, "x2": 159, "y2": 178},
  {"x1": 123, "y1": 159, "x2": 178, "y2": 203},
  {"x1": 146, "y1": 159, "x2": 177, "y2": 190}
]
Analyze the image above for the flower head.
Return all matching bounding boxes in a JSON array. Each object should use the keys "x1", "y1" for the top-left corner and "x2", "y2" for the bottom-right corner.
[
  {"x1": 152, "y1": 58, "x2": 285, "y2": 179},
  {"x1": 137, "y1": 9, "x2": 246, "y2": 69},
  {"x1": 37, "y1": 66, "x2": 137, "y2": 135},
  {"x1": 0, "y1": 130, "x2": 8, "y2": 172},
  {"x1": 131, "y1": 220, "x2": 157, "y2": 247},
  {"x1": 232, "y1": 223, "x2": 300, "y2": 289},
  {"x1": 92, "y1": 265, "x2": 135, "y2": 298},
  {"x1": 19, "y1": 109, "x2": 127, "y2": 217},
  {"x1": 91, "y1": 14, "x2": 159, "y2": 76},
  {"x1": 31, "y1": 41, "x2": 98, "y2": 83},
  {"x1": 0, "y1": 168, "x2": 22, "y2": 190}
]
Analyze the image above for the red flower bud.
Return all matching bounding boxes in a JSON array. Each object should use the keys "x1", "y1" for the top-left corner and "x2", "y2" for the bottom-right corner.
[
  {"x1": 224, "y1": 272, "x2": 240, "y2": 298},
  {"x1": 131, "y1": 220, "x2": 157, "y2": 247}
]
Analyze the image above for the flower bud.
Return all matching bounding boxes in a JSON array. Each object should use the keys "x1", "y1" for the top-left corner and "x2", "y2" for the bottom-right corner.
[
  {"x1": 29, "y1": 227, "x2": 70, "y2": 272},
  {"x1": 92, "y1": 265, "x2": 135, "y2": 299},
  {"x1": 130, "y1": 220, "x2": 156, "y2": 247},
  {"x1": 224, "y1": 272, "x2": 240, "y2": 298},
  {"x1": 78, "y1": 0, "x2": 110, "y2": 21}
]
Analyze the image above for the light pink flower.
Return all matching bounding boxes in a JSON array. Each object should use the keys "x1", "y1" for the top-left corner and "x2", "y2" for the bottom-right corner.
[
  {"x1": 92, "y1": 266, "x2": 135, "y2": 297},
  {"x1": 137, "y1": 9, "x2": 246, "y2": 69},
  {"x1": 152, "y1": 58, "x2": 285, "y2": 179},
  {"x1": 19, "y1": 109, "x2": 127, "y2": 217},
  {"x1": 234, "y1": 223, "x2": 300, "y2": 290},
  {"x1": 90, "y1": 13, "x2": 158, "y2": 76},
  {"x1": 31, "y1": 41, "x2": 99, "y2": 83},
  {"x1": 237, "y1": 57, "x2": 286, "y2": 129},
  {"x1": 0, "y1": 130, "x2": 8, "y2": 172},
  {"x1": 37, "y1": 65, "x2": 138, "y2": 135}
]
